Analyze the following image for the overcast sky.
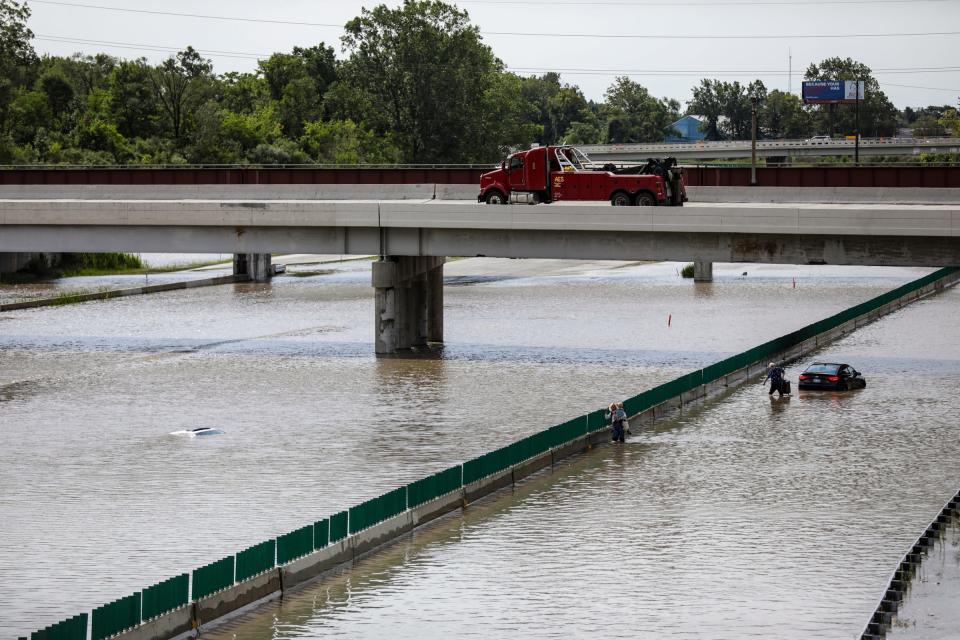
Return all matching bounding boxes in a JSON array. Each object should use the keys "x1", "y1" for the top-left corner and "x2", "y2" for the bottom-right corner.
[{"x1": 24, "y1": 0, "x2": 960, "y2": 109}]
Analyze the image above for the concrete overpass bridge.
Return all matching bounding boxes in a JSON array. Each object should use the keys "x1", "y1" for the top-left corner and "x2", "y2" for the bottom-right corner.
[
  {"x1": 1, "y1": 186, "x2": 958, "y2": 352},
  {"x1": 580, "y1": 137, "x2": 960, "y2": 162}
]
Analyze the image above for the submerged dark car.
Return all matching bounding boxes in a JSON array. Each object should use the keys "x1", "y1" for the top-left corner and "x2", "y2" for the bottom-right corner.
[{"x1": 798, "y1": 362, "x2": 866, "y2": 391}]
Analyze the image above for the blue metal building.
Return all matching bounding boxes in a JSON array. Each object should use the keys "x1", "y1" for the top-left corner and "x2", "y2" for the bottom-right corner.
[{"x1": 665, "y1": 115, "x2": 707, "y2": 143}]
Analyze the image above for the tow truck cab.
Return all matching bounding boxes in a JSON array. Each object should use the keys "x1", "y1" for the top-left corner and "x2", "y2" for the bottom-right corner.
[{"x1": 478, "y1": 145, "x2": 686, "y2": 206}]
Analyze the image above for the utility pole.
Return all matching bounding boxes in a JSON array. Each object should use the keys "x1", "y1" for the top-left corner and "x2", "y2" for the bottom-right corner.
[
  {"x1": 854, "y1": 78, "x2": 861, "y2": 165},
  {"x1": 788, "y1": 47, "x2": 792, "y2": 94},
  {"x1": 751, "y1": 96, "x2": 758, "y2": 185}
]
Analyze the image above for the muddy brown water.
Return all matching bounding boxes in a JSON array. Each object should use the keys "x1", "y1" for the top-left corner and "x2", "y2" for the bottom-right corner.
[{"x1": 1, "y1": 260, "x2": 956, "y2": 638}]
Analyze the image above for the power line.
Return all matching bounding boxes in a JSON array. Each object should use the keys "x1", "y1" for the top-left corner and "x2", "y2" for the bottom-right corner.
[
  {"x1": 34, "y1": 34, "x2": 960, "y2": 88},
  {"x1": 881, "y1": 82, "x2": 960, "y2": 93},
  {"x1": 30, "y1": 1, "x2": 343, "y2": 27},
  {"x1": 507, "y1": 65, "x2": 960, "y2": 75},
  {"x1": 485, "y1": 29, "x2": 960, "y2": 39},
  {"x1": 29, "y1": 0, "x2": 960, "y2": 40},
  {"x1": 461, "y1": 0, "x2": 951, "y2": 5},
  {"x1": 35, "y1": 36, "x2": 267, "y2": 60}
]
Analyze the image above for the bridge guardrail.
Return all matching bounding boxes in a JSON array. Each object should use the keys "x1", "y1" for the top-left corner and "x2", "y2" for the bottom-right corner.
[{"x1": 18, "y1": 266, "x2": 960, "y2": 640}]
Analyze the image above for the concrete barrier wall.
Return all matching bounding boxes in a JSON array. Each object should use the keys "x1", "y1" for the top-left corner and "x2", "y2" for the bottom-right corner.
[
  {"x1": 4, "y1": 183, "x2": 958, "y2": 204},
  {"x1": 97, "y1": 268, "x2": 960, "y2": 640},
  {"x1": 0, "y1": 274, "x2": 247, "y2": 312},
  {"x1": 860, "y1": 491, "x2": 960, "y2": 640},
  {"x1": 0, "y1": 184, "x2": 437, "y2": 201},
  {"x1": 687, "y1": 186, "x2": 960, "y2": 205}
]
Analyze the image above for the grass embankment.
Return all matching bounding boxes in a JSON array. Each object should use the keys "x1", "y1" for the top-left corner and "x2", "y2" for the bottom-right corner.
[
  {"x1": 1, "y1": 254, "x2": 232, "y2": 281},
  {"x1": 62, "y1": 254, "x2": 235, "y2": 276}
]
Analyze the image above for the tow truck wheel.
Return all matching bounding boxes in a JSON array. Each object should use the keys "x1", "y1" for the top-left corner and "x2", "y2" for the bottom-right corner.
[
  {"x1": 610, "y1": 191, "x2": 631, "y2": 206},
  {"x1": 634, "y1": 192, "x2": 656, "y2": 206},
  {"x1": 484, "y1": 190, "x2": 507, "y2": 205}
]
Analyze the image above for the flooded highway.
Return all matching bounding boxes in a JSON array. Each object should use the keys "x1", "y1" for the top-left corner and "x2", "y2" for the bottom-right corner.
[
  {"x1": 887, "y1": 514, "x2": 960, "y2": 639},
  {"x1": 0, "y1": 259, "x2": 955, "y2": 637}
]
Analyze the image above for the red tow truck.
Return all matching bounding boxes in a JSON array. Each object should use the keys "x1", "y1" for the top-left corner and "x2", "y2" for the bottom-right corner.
[{"x1": 478, "y1": 145, "x2": 687, "y2": 206}]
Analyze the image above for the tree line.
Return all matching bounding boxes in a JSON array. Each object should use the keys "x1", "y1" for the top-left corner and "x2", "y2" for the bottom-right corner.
[{"x1": 1, "y1": 0, "x2": 958, "y2": 166}]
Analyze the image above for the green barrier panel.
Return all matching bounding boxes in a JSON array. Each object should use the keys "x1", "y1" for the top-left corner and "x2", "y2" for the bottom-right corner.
[
  {"x1": 92, "y1": 592, "x2": 141, "y2": 640},
  {"x1": 463, "y1": 448, "x2": 505, "y2": 485},
  {"x1": 622, "y1": 390, "x2": 652, "y2": 418},
  {"x1": 462, "y1": 454, "x2": 485, "y2": 485},
  {"x1": 349, "y1": 496, "x2": 378, "y2": 534},
  {"x1": 192, "y1": 555, "x2": 234, "y2": 601},
  {"x1": 702, "y1": 354, "x2": 740, "y2": 383},
  {"x1": 493, "y1": 445, "x2": 511, "y2": 474},
  {"x1": 314, "y1": 518, "x2": 330, "y2": 550},
  {"x1": 235, "y1": 540, "x2": 275, "y2": 582},
  {"x1": 408, "y1": 465, "x2": 462, "y2": 507},
  {"x1": 349, "y1": 487, "x2": 407, "y2": 534},
  {"x1": 29, "y1": 613, "x2": 87, "y2": 640},
  {"x1": 142, "y1": 573, "x2": 188, "y2": 620},
  {"x1": 277, "y1": 524, "x2": 314, "y2": 565},
  {"x1": 586, "y1": 409, "x2": 606, "y2": 431},
  {"x1": 382, "y1": 486, "x2": 407, "y2": 520},
  {"x1": 548, "y1": 416, "x2": 585, "y2": 448},
  {"x1": 513, "y1": 429, "x2": 551, "y2": 465},
  {"x1": 330, "y1": 511, "x2": 348, "y2": 542}
]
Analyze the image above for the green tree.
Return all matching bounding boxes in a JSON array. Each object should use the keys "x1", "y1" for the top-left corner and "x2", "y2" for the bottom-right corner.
[
  {"x1": 151, "y1": 47, "x2": 213, "y2": 144},
  {"x1": 939, "y1": 107, "x2": 960, "y2": 137},
  {"x1": 188, "y1": 102, "x2": 283, "y2": 163},
  {"x1": 298, "y1": 119, "x2": 401, "y2": 164},
  {"x1": 72, "y1": 118, "x2": 130, "y2": 162},
  {"x1": 804, "y1": 57, "x2": 899, "y2": 137},
  {"x1": 292, "y1": 44, "x2": 338, "y2": 97},
  {"x1": 912, "y1": 114, "x2": 946, "y2": 137},
  {"x1": 278, "y1": 76, "x2": 320, "y2": 138},
  {"x1": 0, "y1": 0, "x2": 37, "y2": 130},
  {"x1": 563, "y1": 119, "x2": 603, "y2": 145},
  {"x1": 109, "y1": 60, "x2": 162, "y2": 138},
  {"x1": 7, "y1": 88, "x2": 51, "y2": 144},
  {"x1": 760, "y1": 89, "x2": 811, "y2": 139},
  {"x1": 335, "y1": 0, "x2": 501, "y2": 163},
  {"x1": 476, "y1": 71, "x2": 540, "y2": 156},
  {"x1": 688, "y1": 79, "x2": 766, "y2": 140},
  {"x1": 51, "y1": 54, "x2": 116, "y2": 97},
  {"x1": 258, "y1": 45, "x2": 337, "y2": 137},
  {"x1": 220, "y1": 72, "x2": 270, "y2": 114},
  {"x1": 601, "y1": 76, "x2": 679, "y2": 143},
  {"x1": 39, "y1": 71, "x2": 75, "y2": 117},
  {"x1": 518, "y1": 73, "x2": 591, "y2": 145},
  {"x1": 687, "y1": 79, "x2": 724, "y2": 140}
]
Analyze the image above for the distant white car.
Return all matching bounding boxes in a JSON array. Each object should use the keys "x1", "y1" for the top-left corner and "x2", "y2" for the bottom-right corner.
[{"x1": 806, "y1": 135, "x2": 832, "y2": 143}]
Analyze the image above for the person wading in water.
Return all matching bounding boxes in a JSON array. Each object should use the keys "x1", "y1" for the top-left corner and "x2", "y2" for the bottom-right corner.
[{"x1": 765, "y1": 362, "x2": 786, "y2": 398}]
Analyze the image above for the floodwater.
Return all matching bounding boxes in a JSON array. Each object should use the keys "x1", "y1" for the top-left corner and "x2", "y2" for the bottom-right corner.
[
  {"x1": 0, "y1": 253, "x2": 231, "y2": 305},
  {"x1": 205, "y1": 282, "x2": 960, "y2": 640},
  {"x1": 886, "y1": 513, "x2": 960, "y2": 639},
  {"x1": 0, "y1": 259, "x2": 954, "y2": 638}
]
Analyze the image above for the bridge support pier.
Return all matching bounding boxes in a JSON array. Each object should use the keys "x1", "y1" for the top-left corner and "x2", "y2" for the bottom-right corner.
[
  {"x1": 693, "y1": 260, "x2": 713, "y2": 283},
  {"x1": 0, "y1": 252, "x2": 55, "y2": 277},
  {"x1": 373, "y1": 256, "x2": 445, "y2": 354},
  {"x1": 233, "y1": 253, "x2": 272, "y2": 282}
]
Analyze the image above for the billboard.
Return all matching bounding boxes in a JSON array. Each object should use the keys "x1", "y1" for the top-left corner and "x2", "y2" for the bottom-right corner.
[{"x1": 802, "y1": 80, "x2": 865, "y2": 104}]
